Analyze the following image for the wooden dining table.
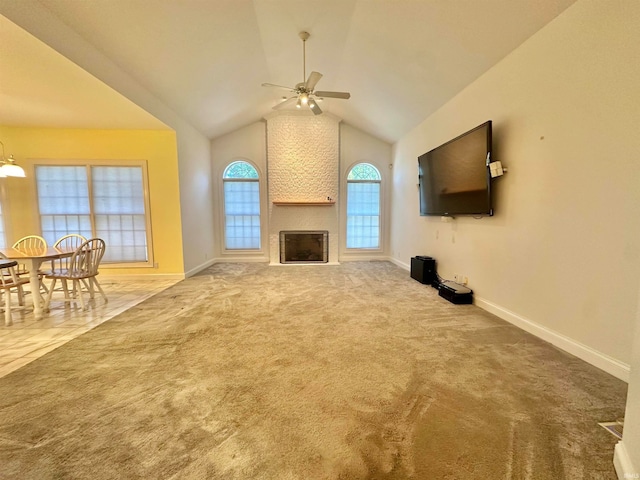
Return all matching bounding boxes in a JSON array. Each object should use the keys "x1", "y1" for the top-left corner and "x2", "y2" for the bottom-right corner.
[{"x1": 0, "y1": 246, "x2": 74, "y2": 320}]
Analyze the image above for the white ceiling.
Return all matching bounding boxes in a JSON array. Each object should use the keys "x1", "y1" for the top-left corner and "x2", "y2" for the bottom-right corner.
[
  {"x1": 1, "y1": 0, "x2": 577, "y2": 143},
  {"x1": 0, "y1": 14, "x2": 168, "y2": 131}
]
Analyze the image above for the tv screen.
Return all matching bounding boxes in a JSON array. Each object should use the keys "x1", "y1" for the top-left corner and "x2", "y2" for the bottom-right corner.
[{"x1": 418, "y1": 121, "x2": 493, "y2": 216}]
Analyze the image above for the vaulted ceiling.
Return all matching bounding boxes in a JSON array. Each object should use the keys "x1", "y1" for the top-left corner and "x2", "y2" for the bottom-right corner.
[{"x1": 0, "y1": 0, "x2": 576, "y2": 143}]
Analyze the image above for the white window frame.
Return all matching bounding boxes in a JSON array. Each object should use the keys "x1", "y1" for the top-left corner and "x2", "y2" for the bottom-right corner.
[
  {"x1": 34, "y1": 159, "x2": 154, "y2": 268},
  {"x1": 221, "y1": 160, "x2": 262, "y2": 252},
  {"x1": 345, "y1": 162, "x2": 383, "y2": 252},
  {"x1": 0, "y1": 182, "x2": 9, "y2": 249}
]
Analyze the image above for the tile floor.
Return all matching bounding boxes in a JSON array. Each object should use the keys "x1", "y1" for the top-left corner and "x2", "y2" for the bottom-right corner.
[{"x1": 0, "y1": 276, "x2": 180, "y2": 378}]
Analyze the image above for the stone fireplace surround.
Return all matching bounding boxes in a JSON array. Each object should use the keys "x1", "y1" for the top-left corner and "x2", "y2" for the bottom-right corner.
[{"x1": 266, "y1": 111, "x2": 340, "y2": 265}]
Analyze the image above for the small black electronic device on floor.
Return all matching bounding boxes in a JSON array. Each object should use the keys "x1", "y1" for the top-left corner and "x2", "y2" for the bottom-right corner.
[
  {"x1": 439, "y1": 281, "x2": 473, "y2": 305},
  {"x1": 410, "y1": 256, "x2": 436, "y2": 285}
]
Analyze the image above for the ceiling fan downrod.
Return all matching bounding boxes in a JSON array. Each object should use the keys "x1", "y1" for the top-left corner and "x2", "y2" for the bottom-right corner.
[{"x1": 299, "y1": 31, "x2": 310, "y2": 84}]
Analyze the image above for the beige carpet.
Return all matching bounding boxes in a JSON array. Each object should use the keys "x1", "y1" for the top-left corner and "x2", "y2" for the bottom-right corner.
[{"x1": 0, "y1": 262, "x2": 626, "y2": 479}]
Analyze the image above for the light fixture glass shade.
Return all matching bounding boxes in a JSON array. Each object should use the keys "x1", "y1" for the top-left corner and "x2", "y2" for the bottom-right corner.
[
  {"x1": 296, "y1": 98, "x2": 302, "y2": 109},
  {"x1": 1, "y1": 157, "x2": 26, "y2": 177},
  {"x1": 300, "y1": 93, "x2": 309, "y2": 105}
]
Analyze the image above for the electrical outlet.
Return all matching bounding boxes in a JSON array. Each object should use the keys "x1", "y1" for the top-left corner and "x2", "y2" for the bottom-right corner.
[{"x1": 461, "y1": 276, "x2": 468, "y2": 285}]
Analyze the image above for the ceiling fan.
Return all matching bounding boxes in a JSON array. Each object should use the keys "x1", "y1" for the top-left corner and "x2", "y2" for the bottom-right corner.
[{"x1": 262, "y1": 31, "x2": 350, "y2": 115}]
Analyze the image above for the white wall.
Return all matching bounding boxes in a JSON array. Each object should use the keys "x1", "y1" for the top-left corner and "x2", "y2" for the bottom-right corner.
[
  {"x1": 211, "y1": 121, "x2": 268, "y2": 261},
  {"x1": 174, "y1": 126, "x2": 215, "y2": 276},
  {"x1": 390, "y1": 0, "x2": 640, "y2": 377},
  {"x1": 0, "y1": 0, "x2": 215, "y2": 277},
  {"x1": 339, "y1": 124, "x2": 393, "y2": 259},
  {"x1": 615, "y1": 295, "x2": 640, "y2": 476},
  {"x1": 211, "y1": 119, "x2": 392, "y2": 264}
]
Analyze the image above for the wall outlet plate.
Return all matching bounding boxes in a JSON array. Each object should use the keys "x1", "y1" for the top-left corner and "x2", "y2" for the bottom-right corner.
[{"x1": 489, "y1": 161, "x2": 504, "y2": 178}]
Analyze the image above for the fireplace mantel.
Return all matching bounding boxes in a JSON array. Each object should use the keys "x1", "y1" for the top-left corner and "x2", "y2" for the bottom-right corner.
[{"x1": 272, "y1": 201, "x2": 335, "y2": 206}]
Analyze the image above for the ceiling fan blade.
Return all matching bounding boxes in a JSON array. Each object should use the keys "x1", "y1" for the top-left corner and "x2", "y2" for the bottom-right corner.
[
  {"x1": 262, "y1": 82, "x2": 295, "y2": 92},
  {"x1": 305, "y1": 71, "x2": 323, "y2": 91},
  {"x1": 272, "y1": 96, "x2": 298, "y2": 110},
  {"x1": 314, "y1": 91, "x2": 351, "y2": 99},
  {"x1": 309, "y1": 99, "x2": 323, "y2": 115}
]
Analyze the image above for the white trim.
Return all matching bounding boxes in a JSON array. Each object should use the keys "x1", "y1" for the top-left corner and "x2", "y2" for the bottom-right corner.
[
  {"x1": 269, "y1": 261, "x2": 341, "y2": 266},
  {"x1": 390, "y1": 257, "x2": 411, "y2": 271},
  {"x1": 475, "y1": 296, "x2": 630, "y2": 382},
  {"x1": 183, "y1": 258, "x2": 216, "y2": 278},
  {"x1": 614, "y1": 442, "x2": 639, "y2": 479},
  {"x1": 218, "y1": 158, "x2": 267, "y2": 258},
  {"x1": 392, "y1": 256, "x2": 629, "y2": 381},
  {"x1": 341, "y1": 161, "x2": 385, "y2": 256},
  {"x1": 100, "y1": 273, "x2": 185, "y2": 281},
  {"x1": 216, "y1": 256, "x2": 268, "y2": 264},
  {"x1": 339, "y1": 254, "x2": 393, "y2": 262},
  {"x1": 32, "y1": 159, "x2": 156, "y2": 268},
  {"x1": 0, "y1": 181, "x2": 11, "y2": 249}
]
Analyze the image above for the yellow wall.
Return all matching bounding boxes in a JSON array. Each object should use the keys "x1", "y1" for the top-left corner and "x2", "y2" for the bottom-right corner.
[{"x1": 0, "y1": 126, "x2": 184, "y2": 275}]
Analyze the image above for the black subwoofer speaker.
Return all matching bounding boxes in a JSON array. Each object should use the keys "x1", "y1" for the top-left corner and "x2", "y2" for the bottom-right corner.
[{"x1": 410, "y1": 256, "x2": 436, "y2": 284}]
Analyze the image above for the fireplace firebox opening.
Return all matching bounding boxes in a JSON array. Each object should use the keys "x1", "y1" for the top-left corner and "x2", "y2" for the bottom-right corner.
[{"x1": 280, "y1": 231, "x2": 328, "y2": 264}]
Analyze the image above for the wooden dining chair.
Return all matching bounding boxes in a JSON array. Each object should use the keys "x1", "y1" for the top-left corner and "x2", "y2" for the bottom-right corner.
[
  {"x1": 0, "y1": 259, "x2": 29, "y2": 326},
  {"x1": 13, "y1": 235, "x2": 48, "y2": 252},
  {"x1": 0, "y1": 252, "x2": 25, "y2": 307},
  {"x1": 12, "y1": 235, "x2": 49, "y2": 294},
  {"x1": 51, "y1": 234, "x2": 87, "y2": 270},
  {"x1": 43, "y1": 234, "x2": 88, "y2": 301},
  {"x1": 45, "y1": 238, "x2": 107, "y2": 311}
]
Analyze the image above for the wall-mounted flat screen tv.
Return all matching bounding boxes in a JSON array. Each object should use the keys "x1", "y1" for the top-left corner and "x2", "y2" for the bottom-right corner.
[{"x1": 418, "y1": 121, "x2": 493, "y2": 217}]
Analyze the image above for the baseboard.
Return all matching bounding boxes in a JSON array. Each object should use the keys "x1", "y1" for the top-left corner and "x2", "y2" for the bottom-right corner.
[
  {"x1": 184, "y1": 258, "x2": 217, "y2": 278},
  {"x1": 390, "y1": 256, "x2": 630, "y2": 380},
  {"x1": 216, "y1": 256, "x2": 269, "y2": 264},
  {"x1": 475, "y1": 296, "x2": 630, "y2": 382},
  {"x1": 390, "y1": 257, "x2": 410, "y2": 271},
  {"x1": 100, "y1": 273, "x2": 185, "y2": 281},
  {"x1": 338, "y1": 255, "x2": 393, "y2": 262},
  {"x1": 269, "y1": 261, "x2": 341, "y2": 266},
  {"x1": 614, "y1": 441, "x2": 638, "y2": 479}
]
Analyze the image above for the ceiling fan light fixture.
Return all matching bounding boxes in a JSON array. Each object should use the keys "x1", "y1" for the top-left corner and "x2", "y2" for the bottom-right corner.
[{"x1": 262, "y1": 31, "x2": 351, "y2": 115}]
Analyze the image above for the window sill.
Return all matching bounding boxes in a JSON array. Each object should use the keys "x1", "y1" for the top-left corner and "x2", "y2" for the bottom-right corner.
[{"x1": 102, "y1": 261, "x2": 154, "y2": 268}]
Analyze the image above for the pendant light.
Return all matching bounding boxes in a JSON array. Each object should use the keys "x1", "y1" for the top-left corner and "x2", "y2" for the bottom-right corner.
[{"x1": 0, "y1": 141, "x2": 25, "y2": 177}]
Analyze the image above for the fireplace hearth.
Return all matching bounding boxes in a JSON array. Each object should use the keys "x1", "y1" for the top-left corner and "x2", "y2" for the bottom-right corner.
[{"x1": 280, "y1": 231, "x2": 328, "y2": 264}]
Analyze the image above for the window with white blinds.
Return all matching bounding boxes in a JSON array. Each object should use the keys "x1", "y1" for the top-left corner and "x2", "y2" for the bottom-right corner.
[
  {"x1": 35, "y1": 163, "x2": 152, "y2": 264},
  {"x1": 223, "y1": 161, "x2": 261, "y2": 250},
  {"x1": 92, "y1": 167, "x2": 148, "y2": 263},
  {"x1": 346, "y1": 163, "x2": 382, "y2": 249},
  {"x1": 37, "y1": 166, "x2": 93, "y2": 245}
]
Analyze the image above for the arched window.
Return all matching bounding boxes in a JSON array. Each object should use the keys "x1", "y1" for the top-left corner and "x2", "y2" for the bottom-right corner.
[
  {"x1": 223, "y1": 161, "x2": 261, "y2": 250},
  {"x1": 346, "y1": 163, "x2": 381, "y2": 249}
]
